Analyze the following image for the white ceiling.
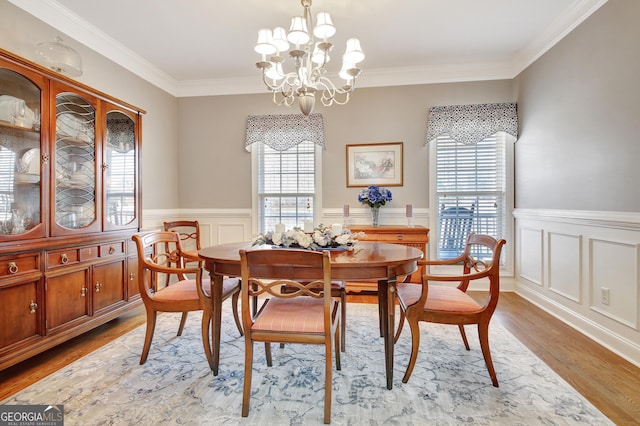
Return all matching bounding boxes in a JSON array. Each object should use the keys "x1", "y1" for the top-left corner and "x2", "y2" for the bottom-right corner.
[{"x1": 10, "y1": 0, "x2": 606, "y2": 97}]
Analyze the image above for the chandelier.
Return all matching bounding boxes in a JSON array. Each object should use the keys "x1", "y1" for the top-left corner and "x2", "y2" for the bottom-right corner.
[{"x1": 254, "y1": 0, "x2": 365, "y2": 116}]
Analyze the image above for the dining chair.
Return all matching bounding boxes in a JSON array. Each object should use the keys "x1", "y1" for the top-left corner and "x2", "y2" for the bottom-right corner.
[
  {"x1": 163, "y1": 219, "x2": 201, "y2": 263},
  {"x1": 394, "y1": 232, "x2": 506, "y2": 387},
  {"x1": 162, "y1": 220, "x2": 243, "y2": 342},
  {"x1": 133, "y1": 231, "x2": 242, "y2": 374},
  {"x1": 280, "y1": 280, "x2": 347, "y2": 352},
  {"x1": 239, "y1": 248, "x2": 341, "y2": 424}
]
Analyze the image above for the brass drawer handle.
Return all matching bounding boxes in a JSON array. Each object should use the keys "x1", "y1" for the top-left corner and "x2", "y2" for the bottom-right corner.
[
  {"x1": 8, "y1": 261, "x2": 18, "y2": 274},
  {"x1": 129, "y1": 272, "x2": 135, "y2": 281},
  {"x1": 61, "y1": 253, "x2": 69, "y2": 264},
  {"x1": 108, "y1": 246, "x2": 115, "y2": 255},
  {"x1": 29, "y1": 300, "x2": 38, "y2": 314},
  {"x1": 81, "y1": 287, "x2": 87, "y2": 297},
  {"x1": 396, "y1": 235, "x2": 404, "y2": 241},
  {"x1": 95, "y1": 281, "x2": 102, "y2": 292}
]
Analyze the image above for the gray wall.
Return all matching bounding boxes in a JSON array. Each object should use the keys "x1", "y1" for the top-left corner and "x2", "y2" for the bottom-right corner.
[
  {"x1": 0, "y1": 1, "x2": 180, "y2": 210},
  {"x1": 5, "y1": 0, "x2": 637, "y2": 216},
  {"x1": 177, "y1": 81, "x2": 514, "y2": 209},
  {"x1": 514, "y1": 0, "x2": 640, "y2": 212}
]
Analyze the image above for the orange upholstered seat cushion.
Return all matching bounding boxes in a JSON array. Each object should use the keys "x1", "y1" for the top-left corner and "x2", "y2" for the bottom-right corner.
[
  {"x1": 252, "y1": 297, "x2": 336, "y2": 333},
  {"x1": 201, "y1": 277, "x2": 240, "y2": 298},
  {"x1": 153, "y1": 277, "x2": 239, "y2": 302},
  {"x1": 153, "y1": 279, "x2": 200, "y2": 302},
  {"x1": 397, "y1": 282, "x2": 482, "y2": 313}
]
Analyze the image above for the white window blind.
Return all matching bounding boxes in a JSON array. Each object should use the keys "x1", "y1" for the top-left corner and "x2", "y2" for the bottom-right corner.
[
  {"x1": 105, "y1": 149, "x2": 135, "y2": 225},
  {"x1": 435, "y1": 133, "x2": 506, "y2": 261},
  {"x1": 0, "y1": 146, "x2": 16, "y2": 222},
  {"x1": 257, "y1": 140, "x2": 315, "y2": 233}
]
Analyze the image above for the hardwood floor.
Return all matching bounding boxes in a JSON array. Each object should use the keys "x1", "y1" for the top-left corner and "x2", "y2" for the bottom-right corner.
[{"x1": 1, "y1": 292, "x2": 638, "y2": 424}]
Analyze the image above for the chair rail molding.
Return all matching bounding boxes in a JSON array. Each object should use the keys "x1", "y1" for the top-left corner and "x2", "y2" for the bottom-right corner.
[{"x1": 514, "y1": 208, "x2": 640, "y2": 368}]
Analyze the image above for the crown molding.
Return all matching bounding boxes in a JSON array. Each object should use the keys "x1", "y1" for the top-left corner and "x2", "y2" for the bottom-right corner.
[
  {"x1": 511, "y1": 0, "x2": 609, "y2": 76},
  {"x1": 11, "y1": 0, "x2": 607, "y2": 98},
  {"x1": 8, "y1": 0, "x2": 179, "y2": 95}
]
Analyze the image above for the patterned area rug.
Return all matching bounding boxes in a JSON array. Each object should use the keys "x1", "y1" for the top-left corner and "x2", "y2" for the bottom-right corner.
[{"x1": 3, "y1": 303, "x2": 612, "y2": 425}]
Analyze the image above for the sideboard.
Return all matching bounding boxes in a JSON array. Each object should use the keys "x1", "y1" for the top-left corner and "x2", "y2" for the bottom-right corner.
[{"x1": 346, "y1": 225, "x2": 429, "y2": 293}]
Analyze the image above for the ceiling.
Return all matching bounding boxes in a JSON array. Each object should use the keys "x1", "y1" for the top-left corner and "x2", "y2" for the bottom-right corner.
[{"x1": 10, "y1": 0, "x2": 606, "y2": 97}]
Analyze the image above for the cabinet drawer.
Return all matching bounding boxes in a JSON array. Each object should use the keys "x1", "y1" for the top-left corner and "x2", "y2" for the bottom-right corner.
[
  {"x1": 0, "y1": 253, "x2": 40, "y2": 278},
  {"x1": 80, "y1": 246, "x2": 99, "y2": 261},
  {"x1": 46, "y1": 248, "x2": 80, "y2": 269},
  {"x1": 100, "y1": 241, "x2": 125, "y2": 258},
  {"x1": 358, "y1": 232, "x2": 427, "y2": 244}
]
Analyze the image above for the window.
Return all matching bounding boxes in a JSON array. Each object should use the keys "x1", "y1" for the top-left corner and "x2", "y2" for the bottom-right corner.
[
  {"x1": 0, "y1": 146, "x2": 16, "y2": 222},
  {"x1": 255, "y1": 140, "x2": 319, "y2": 233},
  {"x1": 432, "y1": 132, "x2": 511, "y2": 263}
]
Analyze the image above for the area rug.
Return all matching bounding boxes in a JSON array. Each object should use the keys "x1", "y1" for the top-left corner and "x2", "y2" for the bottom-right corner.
[{"x1": 2, "y1": 303, "x2": 612, "y2": 425}]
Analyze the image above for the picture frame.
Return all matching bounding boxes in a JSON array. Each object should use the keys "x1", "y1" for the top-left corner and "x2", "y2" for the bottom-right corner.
[{"x1": 346, "y1": 142, "x2": 403, "y2": 187}]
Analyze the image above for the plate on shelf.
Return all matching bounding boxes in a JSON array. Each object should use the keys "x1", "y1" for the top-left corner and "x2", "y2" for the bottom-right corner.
[
  {"x1": 15, "y1": 173, "x2": 40, "y2": 184},
  {"x1": 57, "y1": 112, "x2": 93, "y2": 142},
  {"x1": 20, "y1": 148, "x2": 40, "y2": 175}
]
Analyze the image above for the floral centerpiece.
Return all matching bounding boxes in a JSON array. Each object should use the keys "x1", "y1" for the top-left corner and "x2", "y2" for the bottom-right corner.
[
  {"x1": 358, "y1": 185, "x2": 392, "y2": 226},
  {"x1": 252, "y1": 224, "x2": 364, "y2": 251}
]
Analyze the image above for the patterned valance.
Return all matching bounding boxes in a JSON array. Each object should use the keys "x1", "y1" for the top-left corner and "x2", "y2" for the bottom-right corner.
[
  {"x1": 245, "y1": 113, "x2": 324, "y2": 151},
  {"x1": 425, "y1": 103, "x2": 518, "y2": 145}
]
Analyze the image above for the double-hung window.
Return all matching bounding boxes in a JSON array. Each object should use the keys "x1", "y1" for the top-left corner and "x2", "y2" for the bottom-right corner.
[
  {"x1": 427, "y1": 103, "x2": 516, "y2": 270},
  {"x1": 433, "y1": 133, "x2": 508, "y2": 262},
  {"x1": 256, "y1": 140, "x2": 317, "y2": 233},
  {"x1": 247, "y1": 113, "x2": 324, "y2": 234}
]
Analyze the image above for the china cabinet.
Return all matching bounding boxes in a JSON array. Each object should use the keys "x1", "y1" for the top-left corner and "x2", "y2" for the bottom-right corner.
[
  {"x1": 0, "y1": 48, "x2": 144, "y2": 371},
  {"x1": 346, "y1": 225, "x2": 429, "y2": 293}
]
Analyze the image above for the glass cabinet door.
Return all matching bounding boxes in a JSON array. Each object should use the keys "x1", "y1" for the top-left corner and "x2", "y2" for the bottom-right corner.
[
  {"x1": 51, "y1": 86, "x2": 100, "y2": 236},
  {"x1": 0, "y1": 65, "x2": 46, "y2": 240},
  {"x1": 103, "y1": 106, "x2": 138, "y2": 230}
]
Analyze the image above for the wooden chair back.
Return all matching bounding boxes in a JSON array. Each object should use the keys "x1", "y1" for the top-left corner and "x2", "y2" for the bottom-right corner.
[
  {"x1": 239, "y1": 248, "x2": 340, "y2": 424},
  {"x1": 134, "y1": 231, "x2": 199, "y2": 301},
  {"x1": 163, "y1": 220, "x2": 201, "y2": 254}
]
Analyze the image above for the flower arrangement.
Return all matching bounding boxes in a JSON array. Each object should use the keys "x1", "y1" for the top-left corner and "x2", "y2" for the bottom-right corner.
[
  {"x1": 358, "y1": 185, "x2": 393, "y2": 208},
  {"x1": 252, "y1": 224, "x2": 365, "y2": 251}
]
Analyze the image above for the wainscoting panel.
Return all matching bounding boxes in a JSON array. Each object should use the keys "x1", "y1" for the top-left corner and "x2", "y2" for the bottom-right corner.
[
  {"x1": 217, "y1": 224, "x2": 246, "y2": 245},
  {"x1": 514, "y1": 209, "x2": 640, "y2": 368},
  {"x1": 518, "y1": 226, "x2": 544, "y2": 286},
  {"x1": 589, "y1": 238, "x2": 639, "y2": 330},
  {"x1": 548, "y1": 232, "x2": 582, "y2": 303},
  {"x1": 143, "y1": 208, "x2": 253, "y2": 245}
]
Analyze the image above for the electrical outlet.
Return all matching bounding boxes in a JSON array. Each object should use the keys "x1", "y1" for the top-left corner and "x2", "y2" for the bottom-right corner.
[{"x1": 601, "y1": 287, "x2": 610, "y2": 305}]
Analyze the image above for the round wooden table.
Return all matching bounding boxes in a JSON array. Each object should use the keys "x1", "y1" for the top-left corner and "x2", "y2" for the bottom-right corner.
[{"x1": 199, "y1": 241, "x2": 423, "y2": 390}]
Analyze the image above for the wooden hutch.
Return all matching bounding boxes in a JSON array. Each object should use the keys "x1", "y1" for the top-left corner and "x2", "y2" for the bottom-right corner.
[{"x1": 0, "y1": 49, "x2": 144, "y2": 371}]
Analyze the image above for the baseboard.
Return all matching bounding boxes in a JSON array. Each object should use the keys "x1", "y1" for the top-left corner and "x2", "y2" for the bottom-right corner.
[{"x1": 516, "y1": 284, "x2": 640, "y2": 368}]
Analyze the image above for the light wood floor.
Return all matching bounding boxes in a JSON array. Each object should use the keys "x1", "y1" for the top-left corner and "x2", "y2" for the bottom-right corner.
[{"x1": 1, "y1": 292, "x2": 638, "y2": 424}]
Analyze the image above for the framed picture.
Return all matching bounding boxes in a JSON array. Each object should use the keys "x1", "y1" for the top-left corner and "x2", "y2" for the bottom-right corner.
[{"x1": 346, "y1": 142, "x2": 403, "y2": 187}]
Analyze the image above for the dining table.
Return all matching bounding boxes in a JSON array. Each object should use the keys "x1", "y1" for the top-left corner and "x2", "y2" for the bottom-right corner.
[{"x1": 199, "y1": 241, "x2": 423, "y2": 390}]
